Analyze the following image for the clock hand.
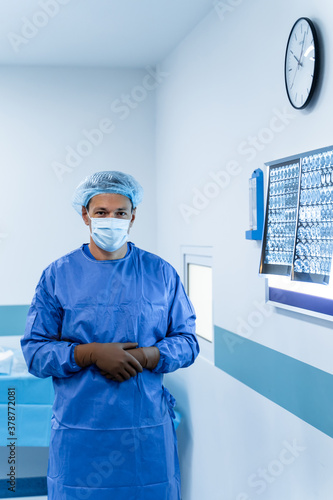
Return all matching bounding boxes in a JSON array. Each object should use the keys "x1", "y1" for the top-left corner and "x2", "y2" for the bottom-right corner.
[
  {"x1": 293, "y1": 53, "x2": 302, "y2": 66},
  {"x1": 290, "y1": 46, "x2": 303, "y2": 89},
  {"x1": 290, "y1": 63, "x2": 299, "y2": 90},
  {"x1": 289, "y1": 30, "x2": 308, "y2": 98},
  {"x1": 298, "y1": 31, "x2": 307, "y2": 67}
]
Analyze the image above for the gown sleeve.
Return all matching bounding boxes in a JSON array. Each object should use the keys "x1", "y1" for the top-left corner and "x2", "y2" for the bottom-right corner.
[
  {"x1": 20, "y1": 268, "x2": 82, "y2": 379},
  {"x1": 152, "y1": 266, "x2": 200, "y2": 374}
]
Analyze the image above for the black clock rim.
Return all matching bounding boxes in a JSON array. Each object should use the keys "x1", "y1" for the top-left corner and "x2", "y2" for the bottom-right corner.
[{"x1": 284, "y1": 17, "x2": 320, "y2": 110}]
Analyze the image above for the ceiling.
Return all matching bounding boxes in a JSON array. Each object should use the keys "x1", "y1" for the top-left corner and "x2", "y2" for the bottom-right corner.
[{"x1": 0, "y1": 0, "x2": 214, "y2": 67}]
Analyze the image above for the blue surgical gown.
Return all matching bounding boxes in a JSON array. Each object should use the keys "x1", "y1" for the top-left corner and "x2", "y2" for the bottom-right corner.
[{"x1": 21, "y1": 241, "x2": 199, "y2": 500}]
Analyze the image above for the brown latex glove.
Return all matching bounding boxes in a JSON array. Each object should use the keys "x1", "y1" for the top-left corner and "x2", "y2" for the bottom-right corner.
[
  {"x1": 100, "y1": 347, "x2": 160, "y2": 379},
  {"x1": 126, "y1": 346, "x2": 160, "y2": 370},
  {"x1": 74, "y1": 342, "x2": 143, "y2": 382}
]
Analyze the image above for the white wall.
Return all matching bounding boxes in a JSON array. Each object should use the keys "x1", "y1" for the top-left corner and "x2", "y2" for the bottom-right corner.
[
  {"x1": 0, "y1": 66, "x2": 157, "y2": 304},
  {"x1": 158, "y1": 1, "x2": 333, "y2": 499}
]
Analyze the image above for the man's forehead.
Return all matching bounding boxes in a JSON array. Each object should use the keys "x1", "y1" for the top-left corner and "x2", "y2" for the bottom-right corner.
[{"x1": 89, "y1": 192, "x2": 131, "y2": 207}]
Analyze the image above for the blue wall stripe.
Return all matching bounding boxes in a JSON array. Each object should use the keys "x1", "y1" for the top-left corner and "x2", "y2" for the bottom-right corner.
[
  {"x1": 0, "y1": 476, "x2": 47, "y2": 497},
  {"x1": 0, "y1": 305, "x2": 30, "y2": 336},
  {"x1": 214, "y1": 326, "x2": 333, "y2": 438}
]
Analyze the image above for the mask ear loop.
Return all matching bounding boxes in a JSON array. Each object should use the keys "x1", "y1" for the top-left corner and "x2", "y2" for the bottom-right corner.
[{"x1": 85, "y1": 209, "x2": 93, "y2": 236}]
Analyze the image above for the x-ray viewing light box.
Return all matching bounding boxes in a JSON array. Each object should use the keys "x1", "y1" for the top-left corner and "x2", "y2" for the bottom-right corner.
[{"x1": 259, "y1": 144, "x2": 333, "y2": 321}]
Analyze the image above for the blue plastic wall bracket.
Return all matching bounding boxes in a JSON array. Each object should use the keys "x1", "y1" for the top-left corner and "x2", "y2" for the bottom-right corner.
[{"x1": 245, "y1": 168, "x2": 264, "y2": 240}]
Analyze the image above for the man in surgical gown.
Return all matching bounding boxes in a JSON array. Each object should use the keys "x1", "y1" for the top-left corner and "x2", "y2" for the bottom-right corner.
[{"x1": 21, "y1": 171, "x2": 199, "y2": 500}]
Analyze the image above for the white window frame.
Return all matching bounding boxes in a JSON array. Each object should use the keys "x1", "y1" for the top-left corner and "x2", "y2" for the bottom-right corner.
[{"x1": 181, "y1": 245, "x2": 214, "y2": 364}]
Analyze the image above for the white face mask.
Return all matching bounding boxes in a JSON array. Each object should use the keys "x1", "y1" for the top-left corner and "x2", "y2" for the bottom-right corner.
[{"x1": 87, "y1": 214, "x2": 131, "y2": 252}]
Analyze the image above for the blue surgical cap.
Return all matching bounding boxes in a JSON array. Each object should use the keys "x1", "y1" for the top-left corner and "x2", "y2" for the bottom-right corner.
[{"x1": 72, "y1": 171, "x2": 144, "y2": 214}]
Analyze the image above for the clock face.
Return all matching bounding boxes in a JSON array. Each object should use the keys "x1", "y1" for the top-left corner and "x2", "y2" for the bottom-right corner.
[{"x1": 285, "y1": 18, "x2": 319, "y2": 109}]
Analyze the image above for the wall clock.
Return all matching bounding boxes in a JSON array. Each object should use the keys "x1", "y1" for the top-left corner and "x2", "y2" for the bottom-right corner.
[{"x1": 285, "y1": 17, "x2": 319, "y2": 109}]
